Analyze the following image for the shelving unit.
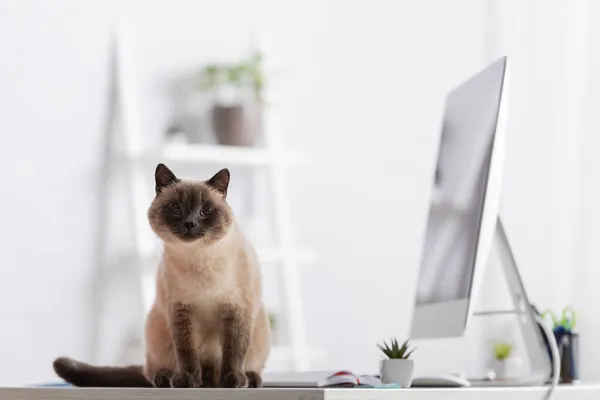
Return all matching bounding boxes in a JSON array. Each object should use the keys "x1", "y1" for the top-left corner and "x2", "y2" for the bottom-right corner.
[{"x1": 95, "y1": 20, "x2": 321, "y2": 373}]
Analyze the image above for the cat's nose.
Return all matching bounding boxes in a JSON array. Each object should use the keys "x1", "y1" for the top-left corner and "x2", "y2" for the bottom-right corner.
[{"x1": 184, "y1": 221, "x2": 196, "y2": 232}]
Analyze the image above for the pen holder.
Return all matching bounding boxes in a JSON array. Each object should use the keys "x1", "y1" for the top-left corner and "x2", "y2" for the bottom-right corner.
[{"x1": 547, "y1": 329, "x2": 579, "y2": 384}]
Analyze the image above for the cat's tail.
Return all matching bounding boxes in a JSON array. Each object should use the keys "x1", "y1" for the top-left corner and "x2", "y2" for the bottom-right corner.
[{"x1": 53, "y1": 357, "x2": 153, "y2": 387}]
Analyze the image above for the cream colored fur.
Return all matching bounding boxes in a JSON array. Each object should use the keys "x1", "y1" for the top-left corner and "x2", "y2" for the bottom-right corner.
[
  {"x1": 143, "y1": 176, "x2": 271, "y2": 386},
  {"x1": 143, "y1": 222, "x2": 271, "y2": 383}
]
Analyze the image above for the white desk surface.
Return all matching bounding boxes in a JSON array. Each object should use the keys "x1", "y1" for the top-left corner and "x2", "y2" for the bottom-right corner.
[{"x1": 1, "y1": 385, "x2": 599, "y2": 400}]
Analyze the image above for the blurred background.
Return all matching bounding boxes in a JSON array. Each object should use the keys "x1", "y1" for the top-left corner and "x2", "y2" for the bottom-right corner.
[{"x1": 1, "y1": 0, "x2": 600, "y2": 386}]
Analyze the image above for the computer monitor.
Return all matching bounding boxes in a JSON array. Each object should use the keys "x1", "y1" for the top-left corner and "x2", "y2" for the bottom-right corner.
[
  {"x1": 408, "y1": 57, "x2": 559, "y2": 388},
  {"x1": 264, "y1": 56, "x2": 557, "y2": 389},
  {"x1": 410, "y1": 57, "x2": 509, "y2": 339}
]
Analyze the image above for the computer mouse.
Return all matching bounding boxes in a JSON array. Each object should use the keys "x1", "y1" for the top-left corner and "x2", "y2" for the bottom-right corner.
[{"x1": 411, "y1": 373, "x2": 471, "y2": 388}]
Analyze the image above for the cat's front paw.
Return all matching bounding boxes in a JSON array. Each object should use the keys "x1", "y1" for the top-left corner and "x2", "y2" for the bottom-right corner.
[
  {"x1": 221, "y1": 371, "x2": 249, "y2": 388},
  {"x1": 171, "y1": 371, "x2": 202, "y2": 388},
  {"x1": 153, "y1": 368, "x2": 175, "y2": 388},
  {"x1": 246, "y1": 371, "x2": 262, "y2": 388}
]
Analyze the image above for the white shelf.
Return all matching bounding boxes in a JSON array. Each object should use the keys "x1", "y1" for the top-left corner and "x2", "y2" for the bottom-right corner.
[{"x1": 145, "y1": 142, "x2": 308, "y2": 166}]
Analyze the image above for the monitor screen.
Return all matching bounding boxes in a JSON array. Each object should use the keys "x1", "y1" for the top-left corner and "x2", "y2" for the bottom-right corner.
[{"x1": 415, "y1": 63, "x2": 505, "y2": 306}]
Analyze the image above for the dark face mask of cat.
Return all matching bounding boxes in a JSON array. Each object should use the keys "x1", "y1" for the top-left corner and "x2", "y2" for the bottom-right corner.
[
  {"x1": 162, "y1": 197, "x2": 217, "y2": 242},
  {"x1": 148, "y1": 163, "x2": 232, "y2": 244}
]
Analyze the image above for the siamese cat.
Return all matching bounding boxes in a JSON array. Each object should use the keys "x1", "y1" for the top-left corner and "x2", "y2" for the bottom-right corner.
[{"x1": 53, "y1": 164, "x2": 271, "y2": 388}]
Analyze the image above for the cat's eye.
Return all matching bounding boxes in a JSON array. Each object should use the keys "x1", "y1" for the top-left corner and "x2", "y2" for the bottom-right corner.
[
  {"x1": 200, "y1": 203, "x2": 213, "y2": 216},
  {"x1": 167, "y1": 203, "x2": 181, "y2": 216}
]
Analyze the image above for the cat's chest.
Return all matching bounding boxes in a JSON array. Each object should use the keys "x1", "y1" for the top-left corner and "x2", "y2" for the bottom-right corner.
[{"x1": 164, "y1": 258, "x2": 235, "y2": 305}]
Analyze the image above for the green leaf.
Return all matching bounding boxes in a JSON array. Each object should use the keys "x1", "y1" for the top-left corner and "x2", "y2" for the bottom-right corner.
[
  {"x1": 493, "y1": 342, "x2": 513, "y2": 361},
  {"x1": 195, "y1": 51, "x2": 267, "y2": 101},
  {"x1": 377, "y1": 338, "x2": 415, "y2": 359}
]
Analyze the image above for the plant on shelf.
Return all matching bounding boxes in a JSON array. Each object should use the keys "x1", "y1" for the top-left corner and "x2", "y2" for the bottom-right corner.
[
  {"x1": 377, "y1": 338, "x2": 416, "y2": 387},
  {"x1": 197, "y1": 51, "x2": 266, "y2": 147}
]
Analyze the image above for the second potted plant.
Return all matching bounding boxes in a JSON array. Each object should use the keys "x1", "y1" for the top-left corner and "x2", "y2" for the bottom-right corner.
[
  {"x1": 377, "y1": 338, "x2": 416, "y2": 388},
  {"x1": 490, "y1": 341, "x2": 522, "y2": 379},
  {"x1": 197, "y1": 51, "x2": 265, "y2": 147}
]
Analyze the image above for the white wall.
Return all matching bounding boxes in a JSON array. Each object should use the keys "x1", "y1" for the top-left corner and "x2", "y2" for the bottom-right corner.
[
  {"x1": 261, "y1": 0, "x2": 491, "y2": 375},
  {"x1": 571, "y1": 0, "x2": 600, "y2": 382},
  {"x1": 470, "y1": 0, "x2": 595, "y2": 379},
  {"x1": 0, "y1": 0, "x2": 595, "y2": 385},
  {"x1": 0, "y1": 1, "x2": 113, "y2": 385}
]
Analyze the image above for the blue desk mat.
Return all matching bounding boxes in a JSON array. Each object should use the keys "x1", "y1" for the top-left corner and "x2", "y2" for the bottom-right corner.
[{"x1": 33, "y1": 382, "x2": 71, "y2": 387}]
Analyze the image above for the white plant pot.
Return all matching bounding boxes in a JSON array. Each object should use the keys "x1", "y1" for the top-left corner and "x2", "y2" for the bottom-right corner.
[
  {"x1": 490, "y1": 357, "x2": 523, "y2": 380},
  {"x1": 493, "y1": 357, "x2": 523, "y2": 379},
  {"x1": 379, "y1": 359, "x2": 414, "y2": 388}
]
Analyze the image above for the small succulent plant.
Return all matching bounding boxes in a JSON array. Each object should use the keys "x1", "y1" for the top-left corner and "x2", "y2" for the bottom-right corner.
[
  {"x1": 493, "y1": 342, "x2": 513, "y2": 361},
  {"x1": 377, "y1": 338, "x2": 416, "y2": 359}
]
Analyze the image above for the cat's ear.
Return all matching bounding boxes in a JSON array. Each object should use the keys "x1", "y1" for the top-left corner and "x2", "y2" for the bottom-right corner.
[
  {"x1": 206, "y1": 168, "x2": 230, "y2": 198},
  {"x1": 155, "y1": 163, "x2": 179, "y2": 195}
]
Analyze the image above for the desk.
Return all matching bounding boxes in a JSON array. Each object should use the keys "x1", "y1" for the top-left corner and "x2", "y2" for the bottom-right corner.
[{"x1": 1, "y1": 386, "x2": 599, "y2": 400}]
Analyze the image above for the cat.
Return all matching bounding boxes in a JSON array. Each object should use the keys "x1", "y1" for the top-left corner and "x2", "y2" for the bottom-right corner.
[{"x1": 53, "y1": 164, "x2": 271, "y2": 388}]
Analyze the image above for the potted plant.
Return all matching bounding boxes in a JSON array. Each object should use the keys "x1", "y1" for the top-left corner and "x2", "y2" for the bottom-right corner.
[
  {"x1": 377, "y1": 338, "x2": 416, "y2": 387},
  {"x1": 197, "y1": 51, "x2": 265, "y2": 146},
  {"x1": 490, "y1": 341, "x2": 520, "y2": 379}
]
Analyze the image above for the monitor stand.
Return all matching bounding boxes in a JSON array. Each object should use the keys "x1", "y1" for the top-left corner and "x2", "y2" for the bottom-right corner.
[{"x1": 467, "y1": 217, "x2": 560, "y2": 387}]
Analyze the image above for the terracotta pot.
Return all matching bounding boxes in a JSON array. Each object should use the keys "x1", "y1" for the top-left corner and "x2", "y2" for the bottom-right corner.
[{"x1": 211, "y1": 104, "x2": 253, "y2": 146}]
